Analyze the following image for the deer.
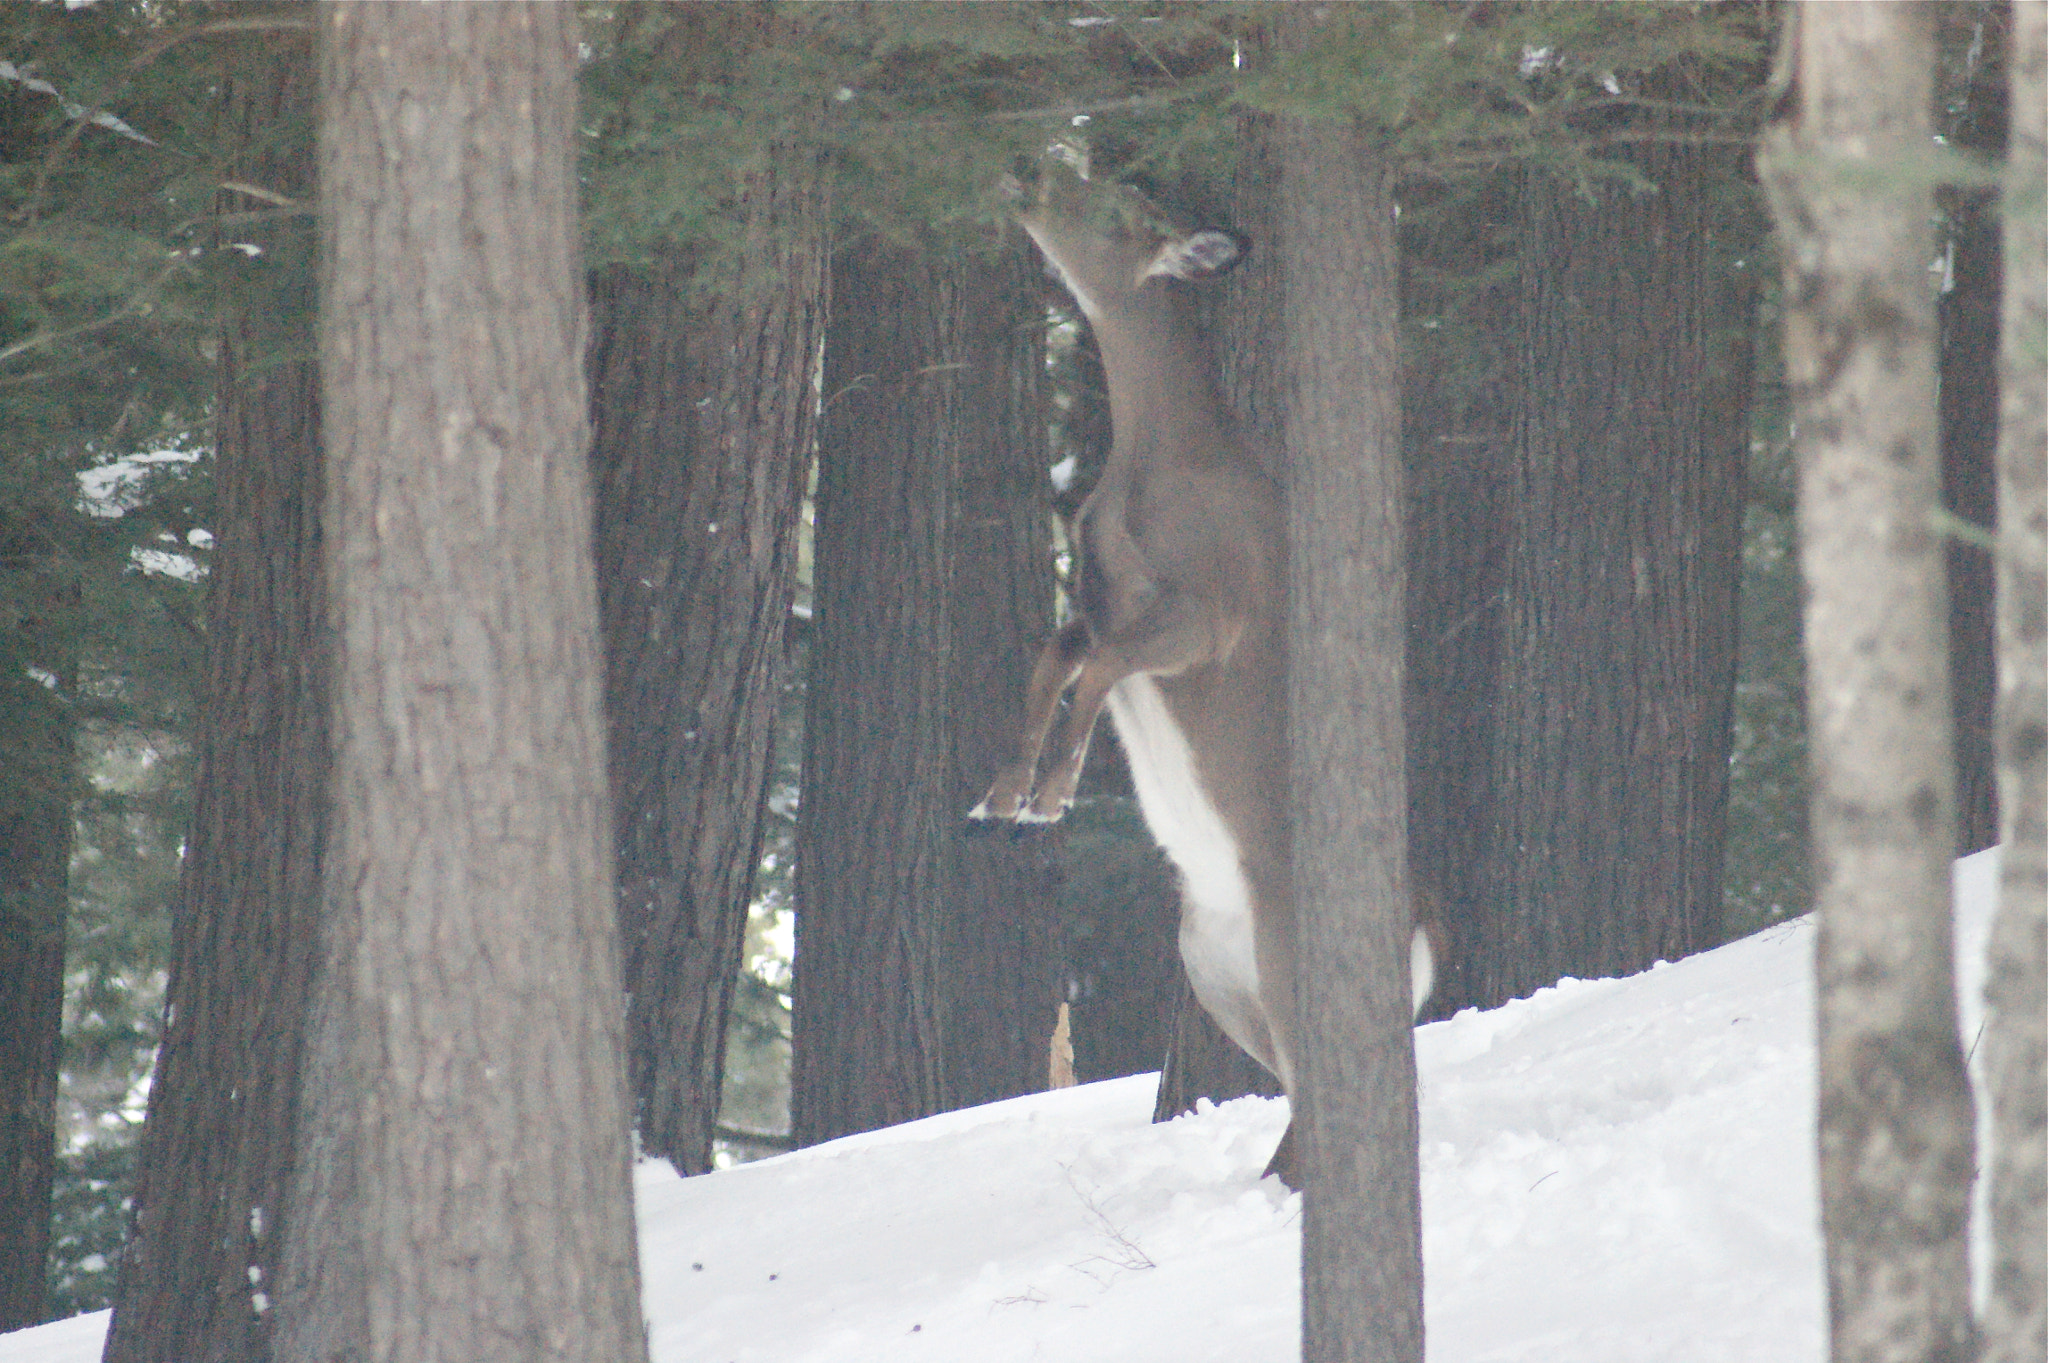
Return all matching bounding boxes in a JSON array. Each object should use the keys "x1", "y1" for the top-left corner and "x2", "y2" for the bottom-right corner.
[{"x1": 971, "y1": 165, "x2": 1435, "y2": 1187}]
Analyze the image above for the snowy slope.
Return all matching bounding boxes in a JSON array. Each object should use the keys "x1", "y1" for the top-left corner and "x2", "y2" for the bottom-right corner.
[{"x1": 1, "y1": 849, "x2": 2002, "y2": 1363}]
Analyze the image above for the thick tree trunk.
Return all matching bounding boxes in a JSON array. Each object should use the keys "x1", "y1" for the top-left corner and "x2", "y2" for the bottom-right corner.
[
  {"x1": 103, "y1": 35, "x2": 326, "y2": 1363},
  {"x1": 1759, "y1": 7, "x2": 1977, "y2": 1361},
  {"x1": 941, "y1": 244, "x2": 1063, "y2": 1111},
  {"x1": 790, "y1": 237, "x2": 955, "y2": 1141},
  {"x1": 588, "y1": 46, "x2": 826, "y2": 1170},
  {"x1": 1484, "y1": 125, "x2": 1740, "y2": 1005},
  {"x1": 1981, "y1": 6, "x2": 2046, "y2": 1360},
  {"x1": 1398, "y1": 168, "x2": 1516, "y2": 1021},
  {"x1": 791, "y1": 236, "x2": 1058, "y2": 1145},
  {"x1": 0, "y1": 537, "x2": 71, "y2": 1332},
  {"x1": 1276, "y1": 10, "x2": 1422, "y2": 1359},
  {"x1": 274, "y1": 7, "x2": 648, "y2": 1359}
]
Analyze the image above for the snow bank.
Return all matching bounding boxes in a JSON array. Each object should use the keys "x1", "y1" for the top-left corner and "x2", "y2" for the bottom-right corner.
[{"x1": 0, "y1": 849, "x2": 2001, "y2": 1363}]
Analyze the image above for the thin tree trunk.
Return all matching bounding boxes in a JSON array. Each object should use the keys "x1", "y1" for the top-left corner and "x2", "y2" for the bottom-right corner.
[
  {"x1": 1938, "y1": 4, "x2": 2009, "y2": 856},
  {"x1": 1276, "y1": 10, "x2": 1422, "y2": 1359},
  {"x1": 0, "y1": 540, "x2": 71, "y2": 1332},
  {"x1": 274, "y1": 7, "x2": 647, "y2": 1358},
  {"x1": 1981, "y1": 5, "x2": 2046, "y2": 1359},
  {"x1": 589, "y1": 57, "x2": 826, "y2": 1171},
  {"x1": 103, "y1": 31, "x2": 326, "y2": 1362},
  {"x1": 1759, "y1": 7, "x2": 1977, "y2": 1360}
]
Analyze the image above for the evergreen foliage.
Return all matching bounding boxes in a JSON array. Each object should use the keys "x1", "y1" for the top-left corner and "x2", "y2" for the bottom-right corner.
[{"x1": 0, "y1": 0, "x2": 218, "y2": 1317}]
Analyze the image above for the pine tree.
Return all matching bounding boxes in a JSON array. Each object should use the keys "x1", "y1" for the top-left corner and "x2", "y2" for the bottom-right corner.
[
  {"x1": 273, "y1": 6, "x2": 647, "y2": 1355},
  {"x1": 584, "y1": 2, "x2": 829, "y2": 1176},
  {"x1": 1269, "y1": 5, "x2": 1423, "y2": 1354},
  {"x1": 103, "y1": 22, "x2": 327, "y2": 1359}
]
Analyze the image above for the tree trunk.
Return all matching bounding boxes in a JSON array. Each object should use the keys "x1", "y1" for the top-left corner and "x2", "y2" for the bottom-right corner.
[
  {"x1": 1483, "y1": 116, "x2": 1740, "y2": 1006},
  {"x1": 0, "y1": 525, "x2": 72, "y2": 1332},
  {"x1": 791, "y1": 237, "x2": 952, "y2": 1142},
  {"x1": 274, "y1": 7, "x2": 648, "y2": 1358},
  {"x1": 1758, "y1": 7, "x2": 1977, "y2": 1361},
  {"x1": 1151, "y1": 973, "x2": 1282, "y2": 1122},
  {"x1": 1981, "y1": 5, "x2": 2046, "y2": 1359},
  {"x1": 588, "y1": 2, "x2": 826, "y2": 1173},
  {"x1": 791, "y1": 234, "x2": 1059, "y2": 1144},
  {"x1": 1398, "y1": 167, "x2": 1516, "y2": 1021},
  {"x1": 941, "y1": 241, "x2": 1064, "y2": 1112},
  {"x1": 1275, "y1": 10, "x2": 1423, "y2": 1359},
  {"x1": 103, "y1": 33, "x2": 326, "y2": 1363},
  {"x1": 1937, "y1": 5, "x2": 2009, "y2": 856}
]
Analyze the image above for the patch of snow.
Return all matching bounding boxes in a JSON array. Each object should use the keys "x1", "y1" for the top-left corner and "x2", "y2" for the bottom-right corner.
[{"x1": 0, "y1": 851, "x2": 2003, "y2": 1363}]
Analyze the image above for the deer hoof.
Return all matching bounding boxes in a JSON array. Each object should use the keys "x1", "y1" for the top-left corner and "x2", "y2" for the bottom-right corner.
[
  {"x1": 1017, "y1": 797, "x2": 1070, "y2": 824},
  {"x1": 970, "y1": 780, "x2": 1030, "y2": 822}
]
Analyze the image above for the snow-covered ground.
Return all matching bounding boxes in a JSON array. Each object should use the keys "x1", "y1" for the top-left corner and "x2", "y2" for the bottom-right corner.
[{"x1": 2, "y1": 849, "x2": 2002, "y2": 1363}]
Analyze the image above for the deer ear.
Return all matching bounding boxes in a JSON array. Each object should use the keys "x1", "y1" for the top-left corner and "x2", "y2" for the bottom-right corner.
[{"x1": 1143, "y1": 229, "x2": 1246, "y2": 282}]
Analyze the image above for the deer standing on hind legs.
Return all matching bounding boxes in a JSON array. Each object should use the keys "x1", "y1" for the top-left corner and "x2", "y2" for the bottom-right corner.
[{"x1": 971, "y1": 166, "x2": 1435, "y2": 1187}]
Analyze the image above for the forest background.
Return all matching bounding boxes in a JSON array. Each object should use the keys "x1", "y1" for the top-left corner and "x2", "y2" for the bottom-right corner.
[{"x1": 0, "y1": 0, "x2": 2022, "y2": 1337}]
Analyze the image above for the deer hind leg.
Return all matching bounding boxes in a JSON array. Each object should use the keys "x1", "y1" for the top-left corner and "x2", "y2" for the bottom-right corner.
[{"x1": 970, "y1": 619, "x2": 1091, "y2": 822}]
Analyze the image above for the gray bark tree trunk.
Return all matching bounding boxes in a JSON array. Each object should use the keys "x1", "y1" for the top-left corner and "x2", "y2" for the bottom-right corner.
[
  {"x1": 1398, "y1": 165, "x2": 1516, "y2": 1023},
  {"x1": 941, "y1": 244, "x2": 1064, "y2": 1111},
  {"x1": 273, "y1": 6, "x2": 648, "y2": 1359},
  {"x1": 1759, "y1": 6, "x2": 1977, "y2": 1361},
  {"x1": 1277, "y1": 10, "x2": 1423, "y2": 1361},
  {"x1": 1981, "y1": 5, "x2": 2046, "y2": 1359}
]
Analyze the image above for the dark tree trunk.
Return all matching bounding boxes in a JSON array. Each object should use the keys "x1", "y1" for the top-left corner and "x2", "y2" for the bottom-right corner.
[
  {"x1": 0, "y1": 527, "x2": 72, "y2": 1332},
  {"x1": 1398, "y1": 169, "x2": 1517, "y2": 1021},
  {"x1": 274, "y1": 6, "x2": 647, "y2": 1358},
  {"x1": 1059, "y1": 803, "x2": 1180, "y2": 1086},
  {"x1": 1937, "y1": 5, "x2": 2009, "y2": 855},
  {"x1": 1759, "y1": 7, "x2": 1977, "y2": 1360},
  {"x1": 791, "y1": 237, "x2": 955, "y2": 1141},
  {"x1": 1151, "y1": 976, "x2": 1283, "y2": 1122},
  {"x1": 1481, "y1": 121, "x2": 1741, "y2": 1005},
  {"x1": 588, "y1": 3, "x2": 826, "y2": 1172},
  {"x1": 1982, "y1": 5, "x2": 2045, "y2": 1359},
  {"x1": 791, "y1": 235, "x2": 1059, "y2": 1145},
  {"x1": 103, "y1": 33, "x2": 326, "y2": 1363},
  {"x1": 941, "y1": 244, "x2": 1064, "y2": 1111},
  {"x1": 1274, "y1": 9, "x2": 1422, "y2": 1355}
]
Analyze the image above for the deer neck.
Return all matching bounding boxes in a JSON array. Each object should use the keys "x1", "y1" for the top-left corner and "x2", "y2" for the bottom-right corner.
[{"x1": 1089, "y1": 293, "x2": 1236, "y2": 471}]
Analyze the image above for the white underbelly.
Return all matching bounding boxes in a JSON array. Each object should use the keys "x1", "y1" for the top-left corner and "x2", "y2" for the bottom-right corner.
[{"x1": 1105, "y1": 676, "x2": 1264, "y2": 1042}]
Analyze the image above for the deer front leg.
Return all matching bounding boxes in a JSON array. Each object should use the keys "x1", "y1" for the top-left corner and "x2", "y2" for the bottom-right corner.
[
  {"x1": 1021, "y1": 590, "x2": 1227, "y2": 820},
  {"x1": 1014, "y1": 647, "x2": 1123, "y2": 821},
  {"x1": 970, "y1": 619, "x2": 1091, "y2": 821}
]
